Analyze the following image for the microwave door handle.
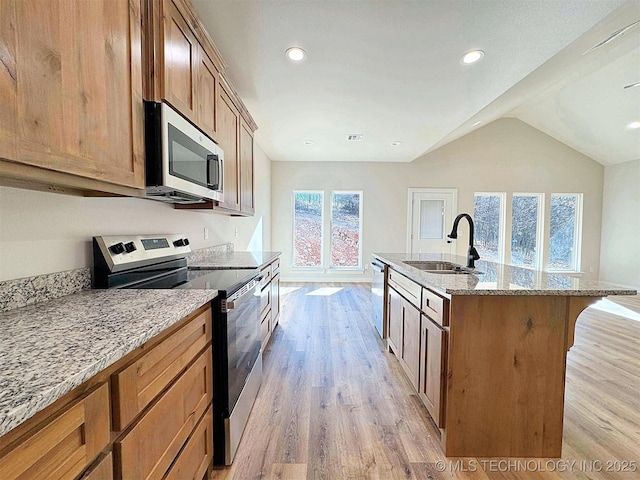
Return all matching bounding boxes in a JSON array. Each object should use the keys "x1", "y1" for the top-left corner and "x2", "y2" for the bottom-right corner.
[
  {"x1": 218, "y1": 157, "x2": 223, "y2": 192},
  {"x1": 206, "y1": 154, "x2": 214, "y2": 188}
]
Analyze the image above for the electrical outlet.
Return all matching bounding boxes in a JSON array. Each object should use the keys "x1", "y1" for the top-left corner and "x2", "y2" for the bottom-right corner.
[
  {"x1": 589, "y1": 266, "x2": 594, "y2": 273},
  {"x1": 204, "y1": 227, "x2": 209, "y2": 240},
  {"x1": 235, "y1": 227, "x2": 239, "y2": 238}
]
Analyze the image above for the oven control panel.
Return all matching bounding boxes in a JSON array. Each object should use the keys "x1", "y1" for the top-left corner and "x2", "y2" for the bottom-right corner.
[{"x1": 94, "y1": 234, "x2": 191, "y2": 273}]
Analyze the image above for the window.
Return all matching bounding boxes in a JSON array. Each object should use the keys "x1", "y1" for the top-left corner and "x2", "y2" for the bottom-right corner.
[
  {"x1": 330, "y1": 191, "x2": 362, "y2": 268},
  {"x1": 548, "y1": 194, "x2": 582, "y2": 271},
  {"x1": 473, "y1": 193, "x2": 506, "y2": 262},
  {"x1": 510, "y1": 194, "x2": 544, "y2": 269},
  {"x1": 292, "y1": 191, "x2": 324, "y2": 267}
]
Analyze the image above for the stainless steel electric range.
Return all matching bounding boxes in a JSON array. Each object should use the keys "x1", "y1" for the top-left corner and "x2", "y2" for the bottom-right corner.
[{"x1": 92, "y1": 234, "x2": 262, "y2": 465}]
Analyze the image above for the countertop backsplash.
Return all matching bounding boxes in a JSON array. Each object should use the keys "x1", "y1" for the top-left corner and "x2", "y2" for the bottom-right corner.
[
  {"x1": 0, "y1": 243, "x2": 235, "y2": 313},
  {"x1": 0, "y1": 268, "x2": 91, "y2": 313}
]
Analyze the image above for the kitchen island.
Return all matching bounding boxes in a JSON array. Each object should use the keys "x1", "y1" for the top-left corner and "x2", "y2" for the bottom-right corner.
[{"x1": 373, "y1": 252, "x2": 636, "y2": 458}]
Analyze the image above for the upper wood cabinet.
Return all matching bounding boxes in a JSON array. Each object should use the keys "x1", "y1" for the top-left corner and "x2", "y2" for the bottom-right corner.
[
  {"x1": 240, "y1": 119, "x2": 255, "y2": 215},
  {"x1": 0, "y1": 0, "x2": 145, "y2": 195},
  {"x1": 158, "y1": 0, "x2": 219, "y2": 142},
  {"x1": 217, "y1": 83, "x2": 241, "y2": 211}
]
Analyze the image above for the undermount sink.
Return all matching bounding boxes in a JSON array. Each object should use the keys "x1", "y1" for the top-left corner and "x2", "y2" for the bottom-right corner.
[{"x1": 403, "y1": 260, "x2": 482, "y2": 275}]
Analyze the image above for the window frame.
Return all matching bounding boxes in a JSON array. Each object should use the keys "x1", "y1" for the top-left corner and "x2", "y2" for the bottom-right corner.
[
  {"x1": 291, "y1": 190, "x2": 325, "y2": 269},
  {"x1": 547, "y1": 193, "x2": 583, "y2": 273},
  {"x1": 329, "y1": 190, "x2": 363, "y2": 270},
  {"x1": 473, "y1": 192, "x2": 507, "y2": 264},
  {"x1": 510, "y1": 192, "x2": 545, "y2": 271}
]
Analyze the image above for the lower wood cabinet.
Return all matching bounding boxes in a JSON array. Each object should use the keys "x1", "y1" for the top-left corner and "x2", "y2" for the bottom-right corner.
[
  {"x1": 271, "y1": 272, "x2": 280, "y2": 330},
  {"x1": 115, "y1": 349, "x2": 212, "y2": 479},
  {"x1": 386, "y1": 268, "x2": 449, "y2": 431},
  {"x1": 0, "y1": 304, "x2": 214, "y2": 480},
  {"x1": 387, "y1": 286, "x2": 403, "y2": 356},
  {"x1": 164, "y1": 407, "x2": 213, "y2": 480},
  {"x1": 419, "y1": 315, "x2": 446, "y2": 427},
  {"x1": 0, "y1": 383, "x2": 110, "y2": 480}
]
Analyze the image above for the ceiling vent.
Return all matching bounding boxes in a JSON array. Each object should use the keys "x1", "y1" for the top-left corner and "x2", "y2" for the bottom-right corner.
[{"x1": 346, "y1": 134, "x2": 364, "y2": 141}]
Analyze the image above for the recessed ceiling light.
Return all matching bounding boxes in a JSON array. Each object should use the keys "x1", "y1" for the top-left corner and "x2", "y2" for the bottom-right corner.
[
  {"x1": 285, "y1": 47, "x2": 306, "y2": 62},
  {"x1": 461, "y1": 50, "x2": 485, "y2": 65},
  {"x1": 303, "y1": 140, "x2": 314, "y2": 145},
  {"x1": 627, "y1": 121, "x2": 640, "y2": 129},
  {"x1": 391, "y1": 141, "x2": 402, "y2": 146}
]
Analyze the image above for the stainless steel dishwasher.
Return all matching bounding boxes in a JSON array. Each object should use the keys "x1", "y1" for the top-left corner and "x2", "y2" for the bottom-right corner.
[{"x1": 370, "y1": 258, "x2": 386, "y2": 338}]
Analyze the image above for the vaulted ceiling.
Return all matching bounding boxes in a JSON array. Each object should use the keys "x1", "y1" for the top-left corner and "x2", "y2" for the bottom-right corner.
[{"x1": 192, "y1": 0, "x2": 638, "y2": 165}]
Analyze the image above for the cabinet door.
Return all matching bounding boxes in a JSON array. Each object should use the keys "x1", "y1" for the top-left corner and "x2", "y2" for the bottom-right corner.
[
  {"x1": 271, "y1": 272, "x2": 280, "y2": 329},
  {"x1": 162, "y1": 0, "x2": 198, "y2": 122},
  {"x1": 0, "y1": 383, "x2": 110, "y2": 480},
  {"x1": 420, "y1": 317, "x2": 447, "y2": 427},
  {"x1": 240, "y1": 119, "x2": 255, "y2": 214},
  {"x1": 5, "y1": 0, "x2": 144, "y2": 189},
  {"x1": 79, "y1": 452, "x2": 113, "y2": 480},
  {"x1": 0, "y1": 0, "x2": 17, "y2": 162},
  {"x1": 216, "y1": 84, "x2": 240, "y2": 211},
  {"x1": 401, "y1": 300, "x2": 421, "y2": 391},
  {"x1": 196, "y1": 45, "x2": 218, "y2": 141},
  {"x1": 387, "y1": 287, "x2": 403, "y2": 357}
]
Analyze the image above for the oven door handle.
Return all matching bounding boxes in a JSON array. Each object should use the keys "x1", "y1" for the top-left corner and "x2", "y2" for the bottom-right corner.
[{"x1": 225, "y1": 280, "x2": 261, "y2": 311}]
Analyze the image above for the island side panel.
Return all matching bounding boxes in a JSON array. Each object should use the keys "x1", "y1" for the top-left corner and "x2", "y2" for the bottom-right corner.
[{"x1": 444, "y1": 295, "x2": 569, "y2": 458}]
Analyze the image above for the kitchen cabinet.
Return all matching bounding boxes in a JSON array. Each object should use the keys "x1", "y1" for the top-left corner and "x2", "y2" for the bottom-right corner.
[
  {"x1": 386, "y1": 267, "x2": 449, "y2": 427},
  {"x1": 270, "y1": 258, "x2": 281, "y2": 329},
  {"x1": 419, "y1": 314, "x2": 446, "y2": 427},
  {"x1": 0, "y1": 383, "x2": 110, "y2": 480},
  {"x1": 0, "y1": 0, "x2": 145, "y2": 196},
  {"x1": 0, "y1": 303, "x2": 214, "y2": 479},
  {"x1": 259, "y1": 257, "x2": 282, "y2": 350},
  {"x1": 157, "y1": 0, "x2": 220, "y2": 142},
  {"x1": 217, "y1": 83, "x2": 241, "y2": 211},
  {"x1": 240, "y1": 118, "x2": 255, "y2": 215},
  {"x1": 387, "y1": 286, "x2": 403, "y2": 356}
]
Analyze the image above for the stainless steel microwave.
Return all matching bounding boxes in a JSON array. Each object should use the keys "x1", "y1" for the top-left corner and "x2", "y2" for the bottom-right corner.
[{"x1": 144, "y1": 101, "x2": 224, "y2": 204}]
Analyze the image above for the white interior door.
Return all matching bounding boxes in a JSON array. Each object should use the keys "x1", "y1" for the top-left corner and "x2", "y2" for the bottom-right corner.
[{"x1": 407, "y1": 189, "x2": 457, "y2": 254}]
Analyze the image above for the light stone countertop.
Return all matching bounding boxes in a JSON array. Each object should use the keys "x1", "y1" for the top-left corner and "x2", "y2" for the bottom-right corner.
[
  {"x1": 373, "y1": 253, "x2": 637, "y2": 297},
  {"x1": 0, "y1": 288, "x2": 217, "y2": 437},
  {"x1": 189, "y1": 251, "x2": 281, "y2": 270}
]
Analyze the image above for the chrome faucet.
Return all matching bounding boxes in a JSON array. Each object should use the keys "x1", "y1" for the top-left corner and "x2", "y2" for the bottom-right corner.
[{"x1": 447, "y1": 213, "x2": 480, "y2": 269}]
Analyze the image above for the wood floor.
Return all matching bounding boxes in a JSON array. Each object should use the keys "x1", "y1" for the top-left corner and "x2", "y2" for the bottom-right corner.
[{"x1": 212, "y1": 284, "x2": 640, "y2": 480}]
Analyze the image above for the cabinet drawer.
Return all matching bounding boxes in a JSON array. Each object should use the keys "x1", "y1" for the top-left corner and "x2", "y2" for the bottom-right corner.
[
  {"x1": 115, "y1": 349, "x2": 212, "y2": 480},
  {"x1": 0, "y1": 383, "x2": 110, "y2": 480},
  {"x1": 270, "y1": 258, "x2": 280, "y2": 276},
  {"x1": 388, "y1": 269, "x2": 421, "y2": 308},
  {"x1": 260, "y1": 264, "x2": 272, "y2": 286},
  {"x1": 164, "y1": 407, "x2": 212, "y2": 480},
  {"x1": 422, "y1": 289, "x2": 448, "y2": 327},
  {"x1": 112, "y1": 305, "x2": 211, "y2": 430}
]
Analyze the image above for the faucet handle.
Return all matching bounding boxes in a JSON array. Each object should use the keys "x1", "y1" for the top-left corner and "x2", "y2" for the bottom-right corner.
[{"x1": 469, "y1": 246, "x2": 480, "y2": 261}]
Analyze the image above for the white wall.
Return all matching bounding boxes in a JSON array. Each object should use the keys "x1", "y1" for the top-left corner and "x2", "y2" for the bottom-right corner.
[
  {"x1": 0, "y1": 144, "x2": 272, "y2": 281},
  {"x1": 272, "y1": 118, "x2": 604, "y2": 281},
  {"x1": 599, "y1": 159, "x2": 640, "y2": 289}
]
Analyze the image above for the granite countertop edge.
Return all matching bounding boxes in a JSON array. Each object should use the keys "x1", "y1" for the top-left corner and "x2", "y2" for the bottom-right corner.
[
  {"x1": 0, "y1": 289, "x2": 218, "y2": 437},
  {"x1": 373, "y1": 253, "x2": 637, "y2": 297}
]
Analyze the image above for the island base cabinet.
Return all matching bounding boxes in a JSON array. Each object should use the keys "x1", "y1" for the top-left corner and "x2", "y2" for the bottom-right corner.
[
  {"x1": 419, "y1": 316, "x2": 446, "y2": 428},
  {"x1": 443, "y1": 295, "x2": 575, "y2": 458},
  {"x1": 399, "y1": 301, "x2": 421, "y2": 391},
  {"x1": 79, "y1": 452, "x2": 114, "y2": 480},
  {"x1": 0, "y1": 383, "x2": 110, "y2": 480}
]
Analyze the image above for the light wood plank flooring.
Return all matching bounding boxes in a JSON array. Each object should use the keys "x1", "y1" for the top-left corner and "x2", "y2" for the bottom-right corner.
[{"x1": 213, "y1": 284, "x2": 640, "y2": 480}]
